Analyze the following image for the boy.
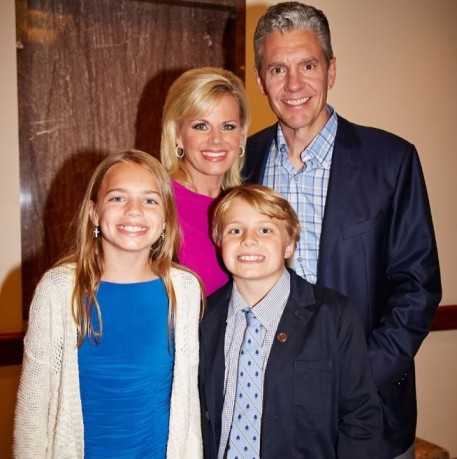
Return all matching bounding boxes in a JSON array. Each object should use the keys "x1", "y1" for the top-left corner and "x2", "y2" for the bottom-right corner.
[{"x1": 199, "y1": 184, "x2": 382, "y2": 459}]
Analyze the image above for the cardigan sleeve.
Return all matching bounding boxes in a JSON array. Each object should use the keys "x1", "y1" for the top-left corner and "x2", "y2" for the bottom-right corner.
[
  {"x1": 167, "y1": 268, "x2": 203, "y2": 459},
  {"x1": 14, "y1": 269, "x2": 67, "y2": 458}
]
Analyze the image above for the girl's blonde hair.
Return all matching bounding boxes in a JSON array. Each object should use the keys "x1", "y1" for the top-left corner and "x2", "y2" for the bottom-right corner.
[
  {"x1": 160, "y1": 67, "x2": 250, "y2": 191},
  {"x1": 58, "y1": 149, "x2": 195, "y2": 346},
  {"x1": 212, "y1": 184, "x2": 301, "y2": 267}
]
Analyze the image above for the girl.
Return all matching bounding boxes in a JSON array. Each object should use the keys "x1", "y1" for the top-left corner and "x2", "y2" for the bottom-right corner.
[
  {"x1": 14, "y1": 150, "x2": 203, "y2": 458},
  {"x1": 161, "y1": 67, "x2": 250, "y2": 295}
]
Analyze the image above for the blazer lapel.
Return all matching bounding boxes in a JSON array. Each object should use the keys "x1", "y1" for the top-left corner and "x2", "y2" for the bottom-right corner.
[
  {"x1": 318, "y1": 116, "x2": 363, "y2": 276},
  {"x1": 244, "y1": 123, "x2": 277, "y2": 183},
  {"x1": 263, "y1": 272, "x2": 316, "y2": 401},
  {"x1": 200, "y1": 286, "x2": 231, "y2": 439}
]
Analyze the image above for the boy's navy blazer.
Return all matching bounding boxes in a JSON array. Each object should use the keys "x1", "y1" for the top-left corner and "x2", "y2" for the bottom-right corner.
[
  {"x1": 242, "y1": 115, "x2": 442, "y2": 457},
  {"x1": 199, "y1": 269, "x2": 382, "y2": 459}
]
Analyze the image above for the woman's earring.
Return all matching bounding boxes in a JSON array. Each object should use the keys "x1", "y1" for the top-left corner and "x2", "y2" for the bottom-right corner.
[
  {"x1": 239, "y1": 146, "x2": 245, "y2": 158},
  {"x1": 160, "y1": 230, "x2": 165, "y2": 240},
  {"x1": 94, "y1": 226, "x2": 101, "y2": 238},
  {"x1": 175, "y1": 146, "x2": 184, "y2": 158}
]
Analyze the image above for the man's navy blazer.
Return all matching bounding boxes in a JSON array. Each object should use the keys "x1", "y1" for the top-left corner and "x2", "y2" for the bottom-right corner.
[
  {"x1": 199, "y1": 269, "x2": 382, "y2": 459},
  {"x1": 243, "y1": 116, "x2": 442, "y2": 457}
]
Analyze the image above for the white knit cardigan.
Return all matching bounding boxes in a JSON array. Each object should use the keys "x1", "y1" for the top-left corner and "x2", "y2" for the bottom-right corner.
[{"x1": 14, "y1": 265, "x2": 203, "y2": 459}]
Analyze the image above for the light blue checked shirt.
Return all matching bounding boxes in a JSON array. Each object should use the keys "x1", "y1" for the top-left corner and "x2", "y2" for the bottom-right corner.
[{"x1": 263, "y1": 106, "x2": 337, "y2": 284}]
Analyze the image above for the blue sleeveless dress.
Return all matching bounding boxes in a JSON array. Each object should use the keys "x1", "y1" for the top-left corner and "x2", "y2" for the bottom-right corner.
[{"x1": 78, "y1": 279, "x2": 174, "y2": 458}]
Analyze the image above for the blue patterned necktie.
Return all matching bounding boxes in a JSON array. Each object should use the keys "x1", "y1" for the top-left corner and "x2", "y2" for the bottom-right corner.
[{"x1": 227, "y1": 308, "x2": 263, "y2": 459}]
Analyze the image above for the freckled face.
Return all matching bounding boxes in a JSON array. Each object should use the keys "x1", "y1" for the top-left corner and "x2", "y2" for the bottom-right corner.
[
  {"x1": 219, "y1": 198, "x2": 294, "y2": 289},
  {"x1": 256, "y1": 29, "x2": 336, "y2": 138},
  {"x1": 90, "y1": 161, "x2": 166, "y2": 260},
  {"x1": 176, "y1": 94, "x2": 245, "y2": 186}
]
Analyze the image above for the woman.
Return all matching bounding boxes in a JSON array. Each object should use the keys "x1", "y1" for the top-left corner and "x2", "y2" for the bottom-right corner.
[{"x1": 161, "y1": 67, "x2": 250, "y2": 295}]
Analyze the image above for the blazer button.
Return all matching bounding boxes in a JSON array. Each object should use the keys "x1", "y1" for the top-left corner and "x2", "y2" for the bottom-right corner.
[{"x1": 205, "y1": 410, "x2": 210, "y2": 421}]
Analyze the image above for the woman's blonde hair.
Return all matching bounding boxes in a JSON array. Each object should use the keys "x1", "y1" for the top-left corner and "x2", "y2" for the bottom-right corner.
[
  {"x1": 212, "y1": 184, "x2": 301, "y2": 267},
  {"x1": 161, "y1": 67, "x2": 250, "y2": 190},
  {"x1": 58, "y1": 149, "x2": 197, "y2": 346}
]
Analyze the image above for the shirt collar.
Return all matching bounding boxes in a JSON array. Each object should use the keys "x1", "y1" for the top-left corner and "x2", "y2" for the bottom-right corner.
[
  {"x1": 274, "y1": 105, "x2": 337, "y2": 169},
  {"x1": 227, "y1": 269, "x2": 290, "y2": 330}
]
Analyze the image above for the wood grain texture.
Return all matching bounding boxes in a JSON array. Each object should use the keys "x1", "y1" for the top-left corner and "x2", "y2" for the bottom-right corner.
[
  {"x1": 16, "y1": 0, "x2": 245, "y2": 314},
  {"x1": 431, "y1": 305, "x2": 457, "y2": 332}
]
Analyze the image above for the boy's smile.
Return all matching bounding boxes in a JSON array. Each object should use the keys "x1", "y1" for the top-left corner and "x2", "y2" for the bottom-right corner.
[{"x1": 219, "y1": 198, "x2": 294, "y2": 295}]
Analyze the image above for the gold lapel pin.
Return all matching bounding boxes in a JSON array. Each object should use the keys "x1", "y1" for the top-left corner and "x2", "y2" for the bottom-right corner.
[{"x1": 277, "y1": 332, "x2": 288, "y2": 342}]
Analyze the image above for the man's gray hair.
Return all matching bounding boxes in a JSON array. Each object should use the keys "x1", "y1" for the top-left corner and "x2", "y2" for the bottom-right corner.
[{"x1": 254, "y1": 2, "x2": 334, "y2": 72}]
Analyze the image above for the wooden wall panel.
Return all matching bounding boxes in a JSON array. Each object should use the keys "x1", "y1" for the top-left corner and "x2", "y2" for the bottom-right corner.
[{"x1": 16, "y1": 0, "x2": 245, "y2": 314}]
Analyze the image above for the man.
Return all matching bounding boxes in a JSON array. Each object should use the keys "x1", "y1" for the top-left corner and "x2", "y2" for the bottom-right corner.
[{"x1": 243, "y1": 3, "x2": 441, "y2": 458}]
